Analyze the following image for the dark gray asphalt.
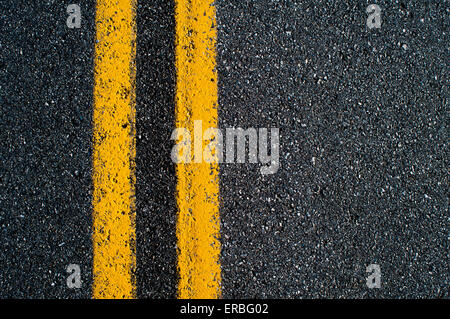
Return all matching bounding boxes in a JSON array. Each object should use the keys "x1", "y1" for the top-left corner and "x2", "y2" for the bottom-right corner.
[
  {"x1": 0, "y1": 1, "x2": 95, "y2": 298},
  {"x1": 0, "y1": 0, "x2": 448, "y2": 298},
  {"x1": 136, "y1": 0, "x2": 177, "y2": 298},
  {"x1": 218, "y1": 0, "x2": 448, "y2": 298}
]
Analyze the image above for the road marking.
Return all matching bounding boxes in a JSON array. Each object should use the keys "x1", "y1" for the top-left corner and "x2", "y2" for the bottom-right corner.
[
  {"x1": 92, "y1": 0, "x2": 137, "y2": 299},
  {"x1": 175, "y1": 0, "x2": 221, "y2": 298}
]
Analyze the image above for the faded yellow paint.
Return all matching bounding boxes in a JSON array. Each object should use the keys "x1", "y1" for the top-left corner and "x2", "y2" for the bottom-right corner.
[
  {"x1": 92, "y1": 0, "x2": 137, "y2": 299},
  {"x1": 175, "y1": 0, "x2": 221, "y2": 299}
]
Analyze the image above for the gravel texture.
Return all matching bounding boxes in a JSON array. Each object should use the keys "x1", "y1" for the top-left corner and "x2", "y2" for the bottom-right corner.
[
  {"x1": 218, "y1": 0, "x2": 448, "y2": 298},
  {"x1": 0, "y1": 0, "x2": 95, "y2": 298}
]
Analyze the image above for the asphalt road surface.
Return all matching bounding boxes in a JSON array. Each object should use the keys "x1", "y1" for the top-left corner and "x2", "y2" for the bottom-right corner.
[{"x1": 0, "y1": 0, "x2": 448, "y2": 298}]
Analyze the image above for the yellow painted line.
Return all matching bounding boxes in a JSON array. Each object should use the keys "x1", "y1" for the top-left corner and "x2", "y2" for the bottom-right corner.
[
  {"x1": 175, "y1": 0, "x2": 221, "y2": 298},
  {"x1": 92, "y1": 0, "x2": 137, "y2": 299}
]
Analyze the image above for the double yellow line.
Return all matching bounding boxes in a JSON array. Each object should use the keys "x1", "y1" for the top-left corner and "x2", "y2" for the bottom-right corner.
[{"x1": 92, "y1": 0, "x2": 220, "y2": 299}]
